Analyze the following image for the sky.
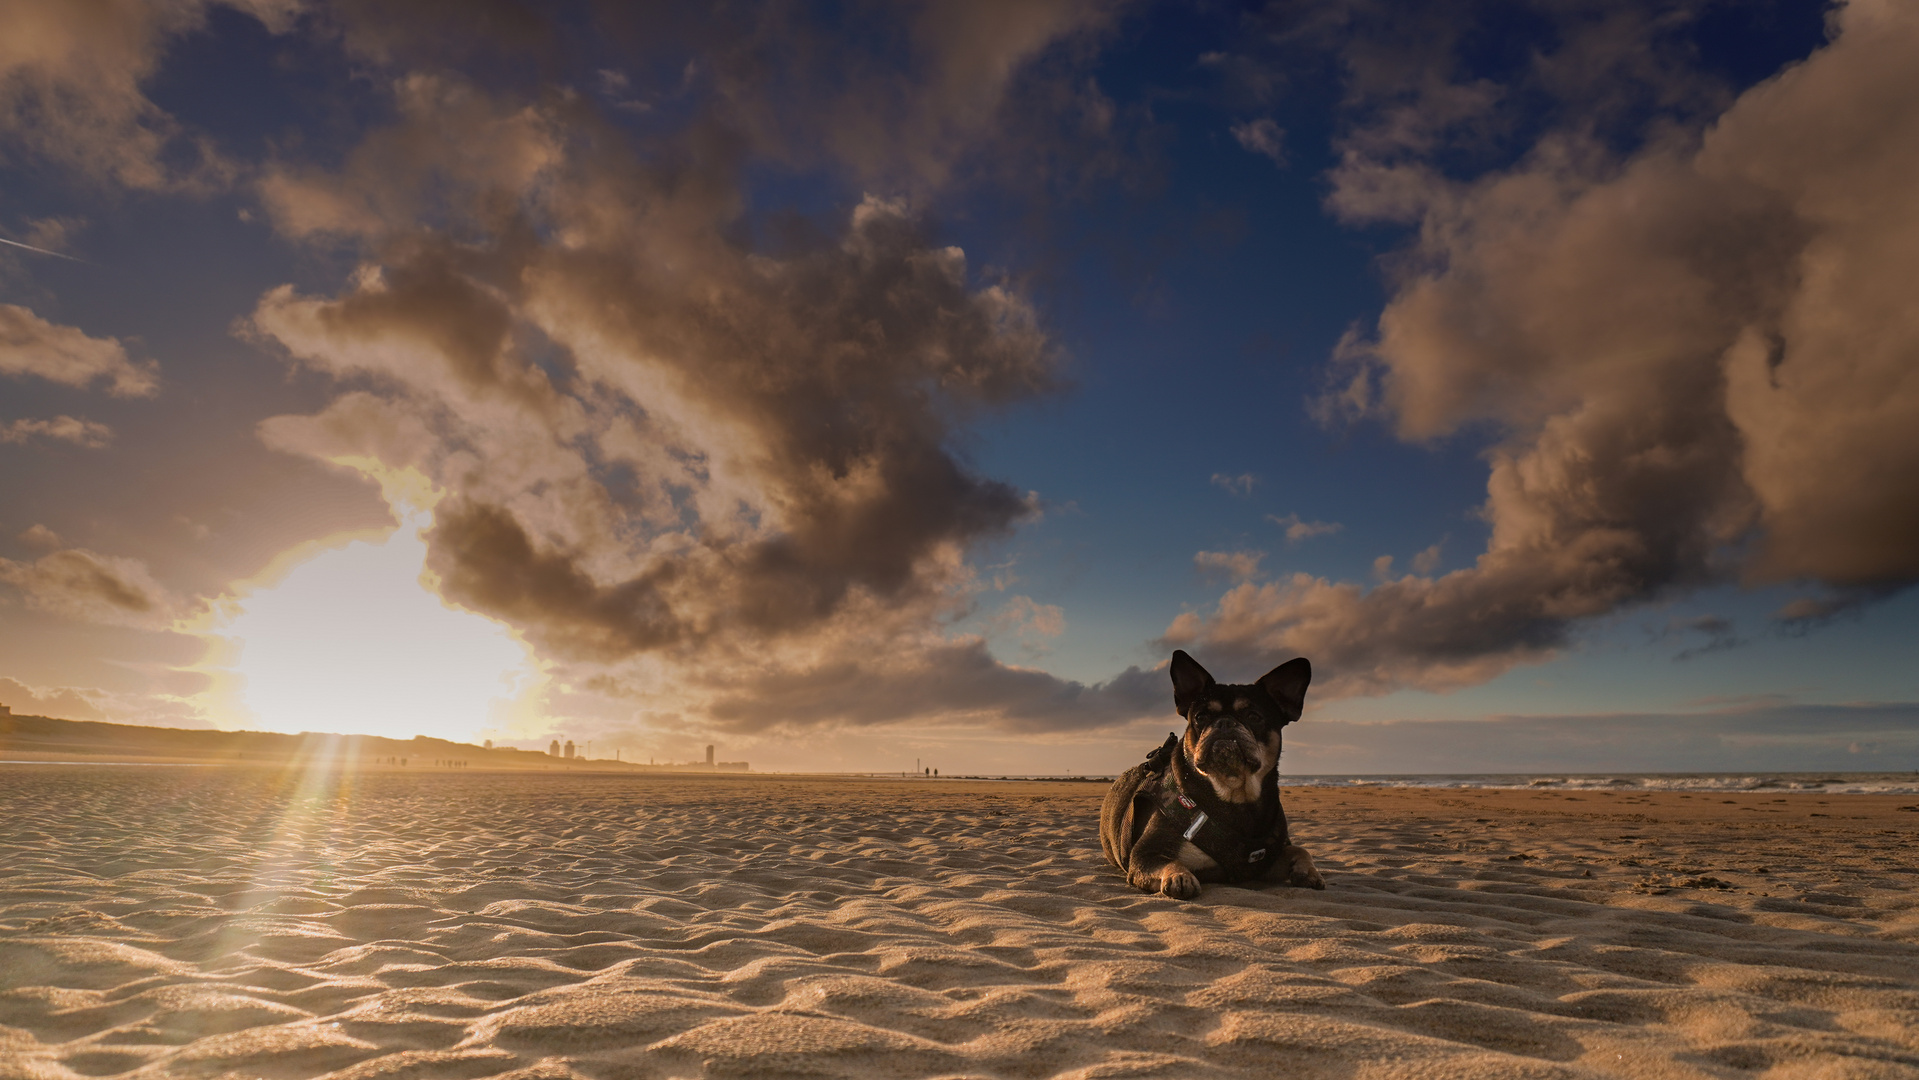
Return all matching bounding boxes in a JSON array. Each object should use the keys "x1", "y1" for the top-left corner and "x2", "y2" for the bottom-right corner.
[{"x1": 2, "y1": 0, "x2": 1916, "y2": 775}]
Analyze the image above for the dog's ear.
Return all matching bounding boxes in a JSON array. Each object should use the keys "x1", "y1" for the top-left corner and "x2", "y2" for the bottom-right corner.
[
  {"x1": 1169, "y1": 650, "x2": 1215, "y2": 715},
  {"x1": 1257, "y1": 657, "x2": 1311, "y2": 722}
]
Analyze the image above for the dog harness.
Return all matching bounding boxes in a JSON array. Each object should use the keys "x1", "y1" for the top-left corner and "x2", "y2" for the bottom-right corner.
[{"x1": 1142, "y1": 733, "x2": 1291, "y2": 882}]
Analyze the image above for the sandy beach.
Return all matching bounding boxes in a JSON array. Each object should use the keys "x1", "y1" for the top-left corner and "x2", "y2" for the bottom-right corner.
[{"x1": 2, "y1": 766, "x2": 1916, "y2": 1079}]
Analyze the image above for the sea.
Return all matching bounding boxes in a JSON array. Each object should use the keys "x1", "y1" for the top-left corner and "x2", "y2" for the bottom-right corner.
[{"x1": 1279, "y1": 771, "x2": 1919, "y2": 795}]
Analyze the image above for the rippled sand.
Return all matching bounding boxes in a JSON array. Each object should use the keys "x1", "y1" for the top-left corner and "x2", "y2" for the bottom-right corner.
[{"x1": 2, "y1": 765, "x2": 1917, "y2": 1079}]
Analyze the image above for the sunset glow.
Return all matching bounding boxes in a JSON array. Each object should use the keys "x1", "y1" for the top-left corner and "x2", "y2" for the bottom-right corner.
[
  {"x1": 206, "y1": 518, "x2": 535, "y2": 743},
  {"x1": 0, "y1": 0, "x2": 1914, "y2": 773}
]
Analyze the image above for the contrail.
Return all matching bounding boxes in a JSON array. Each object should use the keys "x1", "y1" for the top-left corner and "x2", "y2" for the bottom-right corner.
[{"x1": 0, "y1": 236, "x2": 87, "y2": 263}]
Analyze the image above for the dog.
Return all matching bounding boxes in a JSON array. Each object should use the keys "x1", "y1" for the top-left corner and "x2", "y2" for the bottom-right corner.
[{"x1": 1100, "y1": 649, "x2": 1322, "y2": 898}]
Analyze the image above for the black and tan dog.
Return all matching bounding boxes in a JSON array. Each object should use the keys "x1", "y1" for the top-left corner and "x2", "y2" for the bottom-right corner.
[{"x1": 1100, "y1": 649, "x2": 1322, "y2": 898}]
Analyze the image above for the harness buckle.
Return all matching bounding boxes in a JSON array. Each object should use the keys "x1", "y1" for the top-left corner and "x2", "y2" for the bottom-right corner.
[{"x1": 1176, "y1": 794, "x2": 1196, "y2": 810}]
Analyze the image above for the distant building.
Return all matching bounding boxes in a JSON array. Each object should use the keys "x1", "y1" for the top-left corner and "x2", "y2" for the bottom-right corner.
[
  {"x1": 564, "y1": 740, "x2": 575, "y2": 759},
  {"x1": 705, "y1": 744, "x2": 714, "y2": 766},
  {"x1": 549, "y1": 739, "x2": 560, "y2": 757},
  {"x1": 0, "y1": 704, "x2": 10, "y2": 717},
  {"x1": 484, "y1": 739, "x2": 493, "y2": 749}
]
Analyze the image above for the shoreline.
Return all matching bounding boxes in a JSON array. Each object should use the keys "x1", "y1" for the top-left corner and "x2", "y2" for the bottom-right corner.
[{"x1": 4, "y1": 753, "x2": 1916, "y2": 793}]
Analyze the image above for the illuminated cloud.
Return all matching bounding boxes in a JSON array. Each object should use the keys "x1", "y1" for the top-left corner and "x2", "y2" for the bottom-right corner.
[
  {"x1": 17, "y1": 524, "x2": 62, "y2": 551},
  {"x1": 0, "y1": 415, "x2": 113, "y2": 448},
  {"x1": 0, "y1": 305, "x2": 155, "y2": 396},
  {"x1": 0, "y1": 0, "x2": 291, "y2": 190},
  {"x1": 0, "y1": 676, "x2": 109, "y2": 721},
  {"x1": 1177, "y1": 0, "x2": 1919, "y2": 697},
  {"x1": 0, "y1": 675, "x2": 210, "y2": 727},
  {"x1": 990, "y1": 595, "x2": 1066, "y2": 638},
  {"x1": 1267, "y1": 513, "x2": 1341, "y2": 543},
  {"x1": 1194, "y1": 550, "x2": 1264, "y2": 582}
]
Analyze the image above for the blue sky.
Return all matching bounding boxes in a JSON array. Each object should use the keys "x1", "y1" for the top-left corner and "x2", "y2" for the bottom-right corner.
[{"x1": 2, "y1": 0, "x2": 1915, "y2": 773}]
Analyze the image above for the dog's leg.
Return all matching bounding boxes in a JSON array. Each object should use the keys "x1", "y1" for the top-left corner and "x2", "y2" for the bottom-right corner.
[
  {"x1": 1126, "y1": 837, "x2": 1201, "y2": 899},
  {"x1": 1270, "y1": 844, "x2": 1325, "y2": 890}
]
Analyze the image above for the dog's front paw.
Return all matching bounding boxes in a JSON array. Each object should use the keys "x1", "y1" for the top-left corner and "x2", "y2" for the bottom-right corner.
[
  {"x1": 1132, "y1": 863, "x2": 1201, "y2": 899},
  {"x1": 1279, "y1": 844, "x2": 1324, "y2": 890},
  {"x1": 1155, "y1": 863, "x2": 1201, "y2": 899}
]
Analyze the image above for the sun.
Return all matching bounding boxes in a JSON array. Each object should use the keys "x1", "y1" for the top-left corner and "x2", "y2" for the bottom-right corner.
[{"x1": 202, "y1": 514, "x2": 538, "y2": 742}]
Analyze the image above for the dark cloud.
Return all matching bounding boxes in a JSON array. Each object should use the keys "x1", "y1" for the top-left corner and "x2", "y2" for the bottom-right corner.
[
  {"x1": 703, "y1": 640, "x2": 1163, "y2": 735},
  {"x1": 1174, "y1": 0, "x2": 1919, "y2": 699},
  {"x1": 1661, "y1": 615, "x2": 1744, "y2": 663},
  {"x1": 1772, "y1": 588, "x2": 1900, "y2": 636},
  {"x1": 238, "y1": 2, "x2": 1144, "y2": 735}
]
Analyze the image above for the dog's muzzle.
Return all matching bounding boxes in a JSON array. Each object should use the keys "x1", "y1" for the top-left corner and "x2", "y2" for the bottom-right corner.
[{"x1": 1196, "y1": 723, "x2": 1258, "y2": 773}]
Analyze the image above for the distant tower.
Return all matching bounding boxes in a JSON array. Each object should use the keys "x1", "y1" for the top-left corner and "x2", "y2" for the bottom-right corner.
[
  {"x1": 549, "y1": 739, "x2": 560, "y2": 757},
  {"x1": 706, "y1": 744, "x2": 715, "y2": 766},
  {"x1": 484, "y1": 739, "x2": 493, "y2": 749},
  {"x1": 564, "y1": 740, "x2": 576, "y2": 759}
]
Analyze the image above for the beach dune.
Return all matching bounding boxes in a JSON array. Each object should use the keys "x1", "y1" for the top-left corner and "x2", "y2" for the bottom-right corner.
[{"x1": 2, "y1": 766, "x2": 1916, "y2": 1079}]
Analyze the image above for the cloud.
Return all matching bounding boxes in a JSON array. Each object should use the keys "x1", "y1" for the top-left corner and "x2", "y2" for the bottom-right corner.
[
  {"x1": 0, "y1": 676, "x2": 108, "y2": 722},
  {"x1": 1661, "y1": 614, "x2": 1744, "y2": 662},
  {"x1": 0, "y1": 415, "x2": 113, "y2": 448},
  {"x1": 990, "y1": 595, "x2": 1066, "y2": 638},
  {"x1": 1770, "y1": 588, "x2": 1896, "y2": 636},
  {"x1": 701, "y1": 640, "x2": 1163, "y2": 735},
  {"x1": 1268, "y1": 513, "x2": 1341, "y2": 542},
  {"x1": 1230, "y1": 117, "x2": 1285, "y2": 164},
  {"x1": 1194, "y1": 550, "x2": 1264, "y2": 582},
  {"x1": 1285, "y1": 702, "x2": 1919, "y2": 775},
  {"x1": 1210, "y1": 472, "x2": 1257, "y2": 496},
  {"x1": 257, "y1": 71, "x2": 565, "y2": 241},
  {"x1": 0, "y1": 546, "x2": 183, "y2": 630},
  {"x1": 693, "y1": 0, "x2": 1123, "y2": 192},
  {"x1": 0, "y1": 0, "x2": 290, "y2": 190},
  {"x1": 1179, "y1": 0, "x2": 1919, "y2": 699},
  {"x1": 1410, "y1": 541, "x2": 1441, "y2": 575},
  {"x1": 0, "y1": 675, "x2": 212, "y2": 727},
  {"x1": 1162, "y1": 570, "x2": 1562, "y2": 698},
  {"x1": 233, "y1": 10, "x2": 1155, "y2": 737},
  {"x1": 251, "y1": 197, "x2": 1053, "y2": 665},
  {"x1": 0, "y1": 304, "x2": 155, "y2": 396}
]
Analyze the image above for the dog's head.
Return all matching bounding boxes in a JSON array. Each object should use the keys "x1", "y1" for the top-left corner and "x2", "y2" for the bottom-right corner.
[{"x1": 1169, "y1": 649, "x2": 1311, "y2": 799}]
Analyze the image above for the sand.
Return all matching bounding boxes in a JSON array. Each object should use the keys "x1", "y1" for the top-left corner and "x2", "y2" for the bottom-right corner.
[{"x1": 2, "y1": 766, "x2": 1916, "y2": 1080}]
